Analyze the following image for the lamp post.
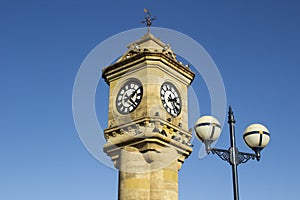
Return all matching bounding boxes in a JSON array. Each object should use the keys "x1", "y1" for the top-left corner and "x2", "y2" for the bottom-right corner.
[{"x1": 194, "y1": 106, "x2": 270, "y2": 200}]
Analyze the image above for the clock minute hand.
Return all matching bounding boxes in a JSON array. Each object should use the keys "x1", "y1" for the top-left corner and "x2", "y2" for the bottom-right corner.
[
  {"x1": 168, "y1": 96, "x2": 180, "y2": 113},
  {"x1": 167, "y1": 94, "x2": 173, "y2": 102},
  {"x1": 168, "y1": 96, "x2": 177, "y2": 102},
  {"x1": 130, "y1": 87, "x2": 141, "y2": 99},
  {"x1": 128, "y1": 97, "x2": 137, "y2": 106},
  {"x1": 128, "y1": 87, "x2": 141, "y2": 106}
]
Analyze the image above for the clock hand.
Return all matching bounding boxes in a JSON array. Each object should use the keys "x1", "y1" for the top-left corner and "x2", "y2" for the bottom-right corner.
[
  {"x1": 122, "y1": 91, "x2": 135, "y2": 107},
  {"x1": 167, "y1": 94, "x2": 173, "y2": 102},
  {"x1": 168, "y1": 96, "x2": 180, "y2": 115},
  {"x1": 125, "y1": 88, "x2": 139, "y2": 106},
  {"x1": 129, "y1": 87, "x2": 141, "y2": 103},
  {"x1": 131, "y1": 87, "x2": 142, "y2": 98},
  {"x1": 168, "y1": 96, "x2": 178, "y2": 102},
  {"x1": 128, "y1": 97, "x2": 137, "y2": 106}
]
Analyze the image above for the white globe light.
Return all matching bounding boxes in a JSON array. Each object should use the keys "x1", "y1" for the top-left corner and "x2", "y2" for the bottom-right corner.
[
  {"x1": 194, "y1": 116, "x2": 222, "y2": 143},
  {"x1": 243, "y1": 124, "x2": 270, "y2": 149}
]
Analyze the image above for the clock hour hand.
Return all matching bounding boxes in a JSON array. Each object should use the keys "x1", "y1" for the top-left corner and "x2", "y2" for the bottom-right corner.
[
  {"x1": 168, "y1": 95, "x2": 180, "y2": 113},
  {"x1": 128, "y1": 97, "x2": 137, "y2": 106},
  {"x1": 127, "y1": 88, "x2": 140, "y2": 106},
  {"x1": 129, "y1": 87, "x2": 141, "y2": 104},
  {"x1": 167, "y1": 94, "x2": 173, "y2": 102},
  {"x1": 168, "y1": 95, "x2": 178, "y2": 104},
  {"x1": 124, "y1": 92, "x2": 135, "y2": 106}
]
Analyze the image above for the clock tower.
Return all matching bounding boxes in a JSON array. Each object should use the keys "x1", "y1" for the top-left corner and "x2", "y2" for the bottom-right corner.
[{"x1": 102, "y1": 30, "x2": 195, "y2": 200}]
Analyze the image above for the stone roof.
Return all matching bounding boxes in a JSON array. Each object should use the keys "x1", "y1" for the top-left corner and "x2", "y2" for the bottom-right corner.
[
  {"x1": 102, "y1": 31, "x2": 195, "y2": 85},
  {"x1": 116, "y1": 32, "x2": 177, "y2": 62}
]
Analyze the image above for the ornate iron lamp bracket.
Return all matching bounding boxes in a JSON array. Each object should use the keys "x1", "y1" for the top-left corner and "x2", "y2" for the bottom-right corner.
[{"x1": 211, "y1": 148, "x2": 258, "y2": 165}]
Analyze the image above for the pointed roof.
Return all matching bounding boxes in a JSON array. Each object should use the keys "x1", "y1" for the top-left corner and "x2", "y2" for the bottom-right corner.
[
  {"x1": 102, "y1": 31, "x2": 195, "y2": 84},
  {"x1": 116, "y1": 32, "x2": 177, "y2": 62}
]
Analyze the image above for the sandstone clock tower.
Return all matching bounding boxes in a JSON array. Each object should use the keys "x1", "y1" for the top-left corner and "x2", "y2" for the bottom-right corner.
[{"x1": 102, "y1": 27, "x2": 195, "y2": 199}]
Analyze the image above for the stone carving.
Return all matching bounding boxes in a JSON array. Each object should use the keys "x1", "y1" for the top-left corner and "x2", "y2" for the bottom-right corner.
[{"x1": 104, "y1": 118, "x2": 192, "y2": 147}]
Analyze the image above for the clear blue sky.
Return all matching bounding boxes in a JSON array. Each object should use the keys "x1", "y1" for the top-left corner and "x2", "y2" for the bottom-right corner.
[{"x1": 1, "y1": 1, "x2": 300, "y2": 200}]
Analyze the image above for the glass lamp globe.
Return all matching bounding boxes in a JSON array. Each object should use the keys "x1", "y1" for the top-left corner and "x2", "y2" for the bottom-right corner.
[
  {"x1": 194, "y1": 116, "x2": 222, "y2": 144},
  {"x1": 243, "y1": 123, "x2": 270, "y2": 160}
]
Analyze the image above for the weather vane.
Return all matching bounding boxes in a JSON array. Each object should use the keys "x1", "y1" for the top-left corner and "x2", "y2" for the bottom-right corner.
[{"x1": 142, "y1": 8, "x2": 156, "y2": 32}]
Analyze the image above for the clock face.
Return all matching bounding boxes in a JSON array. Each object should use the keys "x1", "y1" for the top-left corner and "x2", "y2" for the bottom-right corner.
[
  {"x1": 116, "y1": 79, "x2": 143, "y2": 114},
  {"x1": 160, "y1": 82, "x2": 181, "y2": 117}
]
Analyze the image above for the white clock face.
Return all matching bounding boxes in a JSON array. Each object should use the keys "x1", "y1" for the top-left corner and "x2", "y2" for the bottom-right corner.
[
  {"x1": 116, "y1": 79, "x2": 143, "y2": 114},
  {"x1": 160, "y1": 82, "x2": 181, "y2": 117}
]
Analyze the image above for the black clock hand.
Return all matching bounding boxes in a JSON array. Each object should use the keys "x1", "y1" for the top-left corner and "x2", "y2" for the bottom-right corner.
[
  {"x1": 131, "y1": 87, "x2": 141, "y2": 98},
  {"x1": 167, "y1": 94, "x2": 173, "y2": 102},
  {"x1": 168, "y1": 96, "x2": 180, "y2": 115},
  {"x1": 129, "y1": 87, "x2": 141, "y2": 104},
  {"x1": 124, "y1": 92, "x2": 135, "y2": 106},
  {"x1": 125, "y1": 88, "x2": 139, "y2": 106},
  {"x1": 128, "y1": 97, "x2": 137, "y2": 106},
  {"x1": 168, "y1": 96, "x2": 178, "y2": 103}
]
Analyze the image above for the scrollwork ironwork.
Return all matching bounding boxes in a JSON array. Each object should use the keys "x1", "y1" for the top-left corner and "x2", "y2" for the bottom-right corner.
[
  {"x1": 211, "y1": 148, "x2": 230, "y2": 163},
  {"x1": 211, "y1": 148, "x2": 257, "y2": 165},
  {"x1": 237, "y1": 152, "x2": 256, "y2": 164}
]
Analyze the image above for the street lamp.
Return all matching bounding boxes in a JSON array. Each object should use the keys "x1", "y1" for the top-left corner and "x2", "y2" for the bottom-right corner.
[{"x1": 194, "y1": 106, "x2": 270, "y2": 200}]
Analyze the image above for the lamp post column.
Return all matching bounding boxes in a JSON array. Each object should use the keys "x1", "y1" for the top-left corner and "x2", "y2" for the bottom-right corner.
[
  {"x1": 194, "y1": 106, "x2": 270, "y2": 200},
  {"x1": 228, "y1": 106, "x2": 239, "y2": 200}
]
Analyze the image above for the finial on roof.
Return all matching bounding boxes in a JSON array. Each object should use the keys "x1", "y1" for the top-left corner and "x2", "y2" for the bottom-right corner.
[{"x1": 141, "y1": 8, "x2": 156, "y2": 32}]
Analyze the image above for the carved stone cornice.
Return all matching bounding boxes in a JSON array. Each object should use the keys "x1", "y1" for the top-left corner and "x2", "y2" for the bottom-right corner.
[
  {"x1": 103, "y1": 117, "x2": 193, "y2": 170},
  {"x1": 102, "y1": 52, "x2": 195, "y2": 85}
]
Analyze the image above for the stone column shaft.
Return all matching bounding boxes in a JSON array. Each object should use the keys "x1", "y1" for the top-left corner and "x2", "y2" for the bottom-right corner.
[{"x1": 118, "y1": 147, "x2": 179, "y2": 200}]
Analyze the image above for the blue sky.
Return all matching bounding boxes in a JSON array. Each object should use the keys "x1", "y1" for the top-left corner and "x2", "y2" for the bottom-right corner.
[{"x1": 1, "y1": 1, "x2": 300, "y2": 199}]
